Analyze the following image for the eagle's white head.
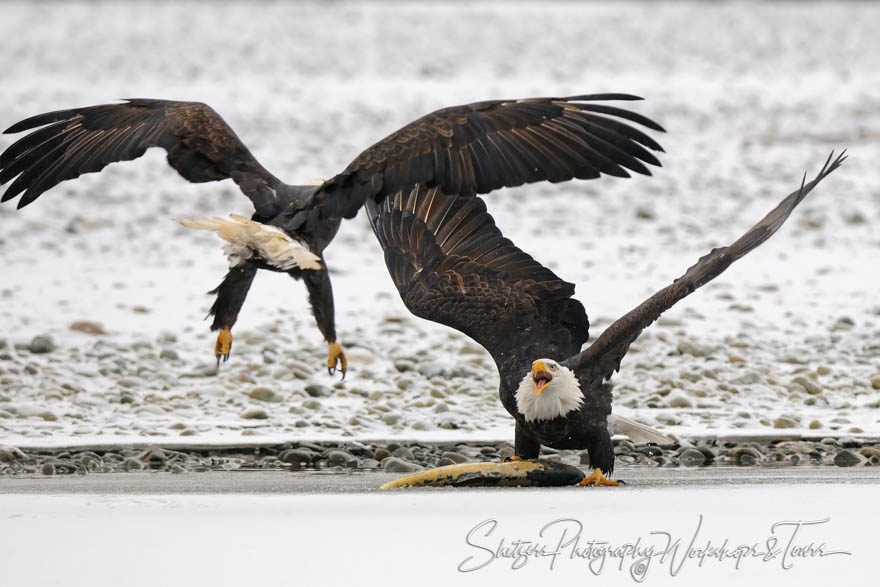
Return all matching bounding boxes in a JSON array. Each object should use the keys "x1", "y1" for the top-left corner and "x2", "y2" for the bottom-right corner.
[{"x1": 515, "y1": 358, "x2": 583, "y2": 422}]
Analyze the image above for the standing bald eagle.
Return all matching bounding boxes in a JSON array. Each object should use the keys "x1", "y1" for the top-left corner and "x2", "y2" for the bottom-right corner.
[
  {"x1": 368, "y1": 152, "x2": 843, "y2": 485},
  {"x1": 1, "y1": 94, "x2": 664, "y2": 376}
]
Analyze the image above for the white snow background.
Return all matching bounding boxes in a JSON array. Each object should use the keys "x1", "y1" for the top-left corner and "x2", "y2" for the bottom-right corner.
[{"x1": 0, "y1": 0, "x2": 878, "y2": 446}]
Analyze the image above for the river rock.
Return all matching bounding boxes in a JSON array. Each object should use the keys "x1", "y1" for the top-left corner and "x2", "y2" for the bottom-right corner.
[
  {"x1": 833, "y1": 450, "x2": 864, "y2": 467},
  {"x1": 326, "y1": 450, "x2": 356, "y2": 467},
  {"x1": 791, "y1": 376, "x2": 821, "y2": 395},
  {"x1": 280, "y1": 449, "x2": 314, "y2": 465},
  {"x1": 731, "y1": 446, "x2": 762, "y2": 466},
  {"x1": 773, "y1": 416, "x2": 798, "y2": 429},
  {"x1": 249, "y1": 387, "x2": 281, "y2": 402},
  {"x1": 241, "y1": 408, "x2": 269, "y2": 420},
  {"x1": 439, "y1": 451, "x2": 470, "y2": 464},
  {"x1": 677, "y1": 340, "x2": 714, "y2": 357},
  {"x1": 159, "y1": 348, "x2": 179, "y2": 361},
  {"x1": 383, "y1": 457, "x2": 422, "y2": 473},
  {"x1": 29, "y1": 335, "x2": 56, "y2": 354},
  {"x1": 678, "y1": 448, "x2": 706, "y2": 467},
  {"x1": 392, "y1": 446, "x2": 415, "y2": 461},
  {"x1": 373, "y1": 448, "x2": 393, "y2": 461},
  {"x1": 305, "y1": 384, "x2": 332, "y2": 398}
]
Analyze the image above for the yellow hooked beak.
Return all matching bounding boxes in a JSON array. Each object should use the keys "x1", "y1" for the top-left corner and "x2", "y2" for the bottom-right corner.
[{"x1": 532, "y1": 360, "x2": 553, "y2": 395}]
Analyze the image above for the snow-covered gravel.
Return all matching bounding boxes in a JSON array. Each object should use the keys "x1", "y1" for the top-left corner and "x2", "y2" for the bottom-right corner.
[{"x1": 1, "y1": 1, "x2": 878, "y2": 447}]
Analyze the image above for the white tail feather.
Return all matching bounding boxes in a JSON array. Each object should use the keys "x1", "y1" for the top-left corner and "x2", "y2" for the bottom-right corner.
[
  {"x1": 177, "y1": 215, "x2": 322, "y2": 271},
  {"x1": 608, "y1": 414, "x2": 675, "y2": 444}
]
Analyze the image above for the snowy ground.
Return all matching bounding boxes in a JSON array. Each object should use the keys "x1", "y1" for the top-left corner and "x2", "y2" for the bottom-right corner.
[
  {"x1": 2, "y1": 476, "x2": 876, "y2": 586},
  {"x1": 1, "y1": 1, "x2": 879, "y2": 447}
]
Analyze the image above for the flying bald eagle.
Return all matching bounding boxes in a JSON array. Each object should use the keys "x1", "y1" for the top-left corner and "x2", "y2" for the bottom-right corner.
[
  {"x1": 368, "y1": 152, "x2": 844, "y2": 486},
  {"x1": 0, "y1": 94, "x2": 664, "y2": 376}
]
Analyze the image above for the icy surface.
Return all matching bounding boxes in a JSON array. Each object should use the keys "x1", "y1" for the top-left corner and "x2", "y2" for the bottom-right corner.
[
  {"x1": 0, "y1": 484, "x2": 873, "y2": 585},
  {"x1": 0, "y1": 1, "x2": 878, "y2": 446}
]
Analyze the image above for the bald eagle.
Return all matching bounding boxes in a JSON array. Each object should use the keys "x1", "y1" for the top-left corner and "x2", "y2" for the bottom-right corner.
[
  {"x1": 368, "y1": 152, "x2": 843, "y2": 485},
  {"x1": 1, "y1": 94, "x2": 664, "y2": 376}
]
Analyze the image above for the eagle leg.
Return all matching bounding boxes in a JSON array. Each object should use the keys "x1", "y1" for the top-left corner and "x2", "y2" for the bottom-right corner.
[
  {"x1": 215, "y1": 327, "x2": 233, "y2": 366},
  {"x1": 327, "y1": 341, "x2": 347, "y2": 379},
  {"x1": 578, "y1": 468, "x2": 623, "y2": 487},
  {"x1": 207, "y1": 263, "x2": 258, "y2": 367}
]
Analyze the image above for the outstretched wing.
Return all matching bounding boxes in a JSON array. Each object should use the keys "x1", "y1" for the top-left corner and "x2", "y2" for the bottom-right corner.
[
  {"x1": 316, "y1": 94, "x2": 664, "y2": 220},
  {"x1": 367, "y1": 184, "x2": 589, "y2": 365},
  {"x1": 564, "y1": 151, "x2": 846, "y2": 388},
  {"x1": 1, "y1": 99, "x2": 282, "y2": 215}
]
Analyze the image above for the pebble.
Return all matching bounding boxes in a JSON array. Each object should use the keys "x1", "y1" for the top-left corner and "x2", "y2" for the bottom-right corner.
[
  {"x1": 392, "y1": 447, "x2": 415, "y2": 461},
  {"x1": 838, "y1": 436, "x2": 860, "y2": 448},
  {"x1": 791, "y1": 376, "x2": 822, "y2": 395},
  {"x1": 437, "y1": 457, "x2": 458, "y2": 467},
  {"x1": 69, "y1": 321, "x2": 108, "y2": 335},
  {"x1": 326, "y1": 450, "x2": 357, "y2": 467},
  {"x1": 280, "y1": 449, "x2": 314, "y2": 465},
  {"x1": 666, "y1": 392, "x2": 693, "y2": 408},
  {"x1": 636, "y1": 445, "x2": 663, "y2": 457},
  {"x1": 159, "y1": 349, "x2": 179, "y2": 361},
  {"x1": 678, "y1": 448, "x2": 706, "y2": 467},
  {"x1": 121, "y1": 458, "x2": 144, "y2": 471},
  {"x1": 773, "y1": 417, "x2": 798, "y2": 429},
  {"x1": 696, "y1": 446, "x2": 716, "y2": 464},
  {"x1": 249, "y1": 387, "x2": 281, "y2": 403},
  {"x1": 29, "y1": 335, "x2": 56, "y2": 354},
  {"x1": 383, "y1": 457, "x2": 422, "y2": 473},
  {"x1": 0, "y1": 447, "x2": 24, "y2": 463},
  {"x1": 833, "y1": 450, "x2": 864, "y2": 467},
  {"x1": 41, "y1": 463, "x2": 56, "y2": 475},
  {"x1": 304, "y1": 384, "x2": 332, "y2": 398},
  {"x1": 731, "y1": 446, "x2": 762, "y2": 466},
  {"x1": 139, "y1": 447, "x2": 166, "y2": 465},
  {"x1": 373, "y1": 448, "x2": 393, "y2": 461},
  {"x1": 241, "y1": 408, "x2": 269, "y2": 420},
  {"x1": 676, "y1": 340, "x2": 714, "y2": 357},
  {"x1": 440, "y1": 451, "x2": 471, "y2": 463}
]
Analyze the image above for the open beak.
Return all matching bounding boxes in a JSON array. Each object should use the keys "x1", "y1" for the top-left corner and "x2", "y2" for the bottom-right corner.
[{"x1": 532, "y1": 360, "x2": 553, "y2": 395}]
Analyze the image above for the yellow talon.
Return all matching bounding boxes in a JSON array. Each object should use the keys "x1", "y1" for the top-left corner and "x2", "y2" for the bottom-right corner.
[
  {"x1": 327, "y1": 341, "x2": 347, "y2": 379},
  {"x1": 578, "y1": 468, "x2": 621, "y2": 487},
  {"x1": 215, "y1": 327, "x2": 233, "y2": 365}
]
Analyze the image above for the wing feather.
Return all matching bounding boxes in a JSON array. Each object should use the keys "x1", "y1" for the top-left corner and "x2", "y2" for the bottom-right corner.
[
  {"x1": 565, "y1": 151, "x2": 846, "y2": 387},
  {"x1": 315, "y1": 94, "x2": 664, "y2": 219},
  {"x1": 1, "y1": 99, "x2": 283, "y2": 215}
]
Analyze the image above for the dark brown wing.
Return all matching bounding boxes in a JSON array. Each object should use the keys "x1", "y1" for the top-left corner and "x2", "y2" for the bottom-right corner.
[
  {"x1": 564, "y1": 151, "x2": 846, "y2": 388},
  {"x1": 367, "y1": 184, "x2": 589, "y2": 367},
  {"x1": 316, "y1": 94, "x2": 664, "y2": 220},
  {"x1": 1, "y1": 99, "x2": 282, "y2": 215}
]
